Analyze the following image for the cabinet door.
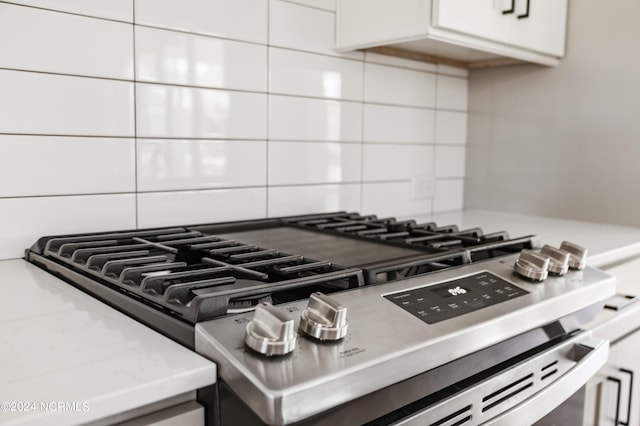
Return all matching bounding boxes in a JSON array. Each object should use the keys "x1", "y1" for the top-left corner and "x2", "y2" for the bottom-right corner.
[
  {"x1": 432, "y1": 0, "x2": 511, "y2": 45},
  {"x1": 588, "y1": 331, "x2": 640, "y2": 426},
  {"x1": 510, "y1": 0, "x2": 567, "y2": 56},
  {"x1": 117, "y1": 401, "x2": 204, "y2": 426},
  {"x1": 607, "y1": 333, "x2": 640, "y2": 426}
]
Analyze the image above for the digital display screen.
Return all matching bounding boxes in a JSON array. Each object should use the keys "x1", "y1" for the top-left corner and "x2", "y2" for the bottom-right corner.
[
  {"x1": 432, "y1": 285, "x2": 469, "y2": 299},
  {"x1": 384, "y1": 272, "x2": 528, "y2": 324}
]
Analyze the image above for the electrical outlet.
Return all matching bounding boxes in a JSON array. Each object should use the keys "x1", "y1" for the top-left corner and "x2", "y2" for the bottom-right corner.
[{"x1": 411, "y1": 176, "x2": 435, "y2": 199}]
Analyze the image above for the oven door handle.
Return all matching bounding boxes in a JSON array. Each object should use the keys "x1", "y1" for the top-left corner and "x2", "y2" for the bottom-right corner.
[{"x1": 483, "y1": 336, "x2": 609, "y2": 426}]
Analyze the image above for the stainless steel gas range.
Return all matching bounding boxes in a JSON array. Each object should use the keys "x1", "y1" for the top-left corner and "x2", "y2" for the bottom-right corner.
[{"x1": 25, "y1": 212, "x2": 615, "y2": 425}]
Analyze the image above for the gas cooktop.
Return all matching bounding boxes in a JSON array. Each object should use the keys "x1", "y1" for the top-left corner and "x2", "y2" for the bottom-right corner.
[
  {"x1": 25, "y1": 212, "x2": 537, "y2": 344},
  {"x1": 25, "y1": 211, "x2": 615, "y2": 425}
]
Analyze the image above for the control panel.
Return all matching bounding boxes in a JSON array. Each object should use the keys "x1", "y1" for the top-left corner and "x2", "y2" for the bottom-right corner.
[{"x1": 384, "y1": 272, "x2": 528, "y2": 324}]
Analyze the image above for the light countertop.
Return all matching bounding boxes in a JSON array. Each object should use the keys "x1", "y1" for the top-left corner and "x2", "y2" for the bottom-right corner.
[
  {"x1": 415, "y1": 209, "x2": 640, "y2": 267},
  {"x1": 0, "y1": 259, "x2": 216, "y2": 426}
]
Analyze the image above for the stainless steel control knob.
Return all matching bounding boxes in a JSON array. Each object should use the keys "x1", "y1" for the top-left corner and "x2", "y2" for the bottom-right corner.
[
  {"x1": 560, "y1": 241, "x2": 588, "y2": 270},
  {"x1": 514, "y1": 250, "x2": 550, "y2": 282},
  {"x1": 299, "y1": 292, "x2": 348, "y2": 341},
  {"x1": 245, "y1": 303, "x2": 297, "y2": 356},
  {"x1": 540, "y1": 245, "x2": 570, "y2": 275}
]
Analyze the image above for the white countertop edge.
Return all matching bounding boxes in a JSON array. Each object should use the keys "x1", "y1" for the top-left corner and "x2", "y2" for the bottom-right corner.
[
  {"x1": 413, "y1": 209, "x2": 640, "y2": 266},
  {"x1": 0, "y1": 259, "x2": 218, "y2": 426},
  {"x1": 4, "y1": 362, "x2": 216, "y2": 426},
  {"x1": 588, "y1": 242, "x2": 640, "y2": 268}
]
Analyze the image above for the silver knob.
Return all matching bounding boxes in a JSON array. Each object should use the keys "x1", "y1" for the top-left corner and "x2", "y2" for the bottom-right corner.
[
  {"x1": 514, "y1": 250, "x2": 549, "y2": 282},
  {"x1": 300, "y1": 292, "x2": 348, "y2": 341},
  {"x1": 245, "y1": 303, "x2": 297, "y2": 356},
  {"x1": 560, "y1": 241, "x2": 588, "y2": 270},
  {"x1": 540, "y1": 245, "x2": 570, "y2": 275}
]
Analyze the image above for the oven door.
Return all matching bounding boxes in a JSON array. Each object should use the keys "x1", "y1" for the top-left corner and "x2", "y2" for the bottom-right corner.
[{"x1": 390, "y1": 332, "x2": 607, "y2": 426}]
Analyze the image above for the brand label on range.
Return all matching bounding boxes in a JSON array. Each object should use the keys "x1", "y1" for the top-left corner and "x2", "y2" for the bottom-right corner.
[{"x1": 384, "y1": 272, "x2": 528, "y2": 324}]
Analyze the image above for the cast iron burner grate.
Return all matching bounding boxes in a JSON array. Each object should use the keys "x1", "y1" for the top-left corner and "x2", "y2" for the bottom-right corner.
[
  {"x1": 35, "y1": 227, "x2": 364, "y2": 323},
  {"x1": 282, "y1": 212, "x2": 538, "y2": 283},
  {"x1": 27, "y1": 212, "x2": 539, "y2": 329}
]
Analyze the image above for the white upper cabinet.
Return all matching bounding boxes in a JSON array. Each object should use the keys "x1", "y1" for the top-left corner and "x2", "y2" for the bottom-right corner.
[
  {"x1": 336, "y1": 0, "x2": 568, "y2": 66},
  {"x1": 508, "y1": 0, "x2": 567, "y2": 56},
  {"x1": 433, "y1": 0, "x2": 511, "y2": 46}
]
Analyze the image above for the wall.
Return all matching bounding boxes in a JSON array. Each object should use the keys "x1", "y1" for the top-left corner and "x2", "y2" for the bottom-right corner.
[
  {"x1": 465, "y1": 0, "x2": 640, "y2": 226},
  {"x1": 0, "y1": 0, "x2": 468, "y2": 260}
]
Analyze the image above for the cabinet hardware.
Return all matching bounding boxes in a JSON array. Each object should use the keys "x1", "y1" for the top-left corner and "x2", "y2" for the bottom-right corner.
[
  {"x1": 607, "y1": 368, "x2": 634, "y2": 425},
  {"x1": 620, "y1": 368, "x2": 634, "y2": 426},
  {"x1": 605, "y1": 295, "x2": 639, "y2": 311},
  {"x1": 607, "y1": 376, "x2": 623, "y2": 426},
  {"x1": 502, "y1": 0, "x2": 515, "y2": 14},
  {"x1": 517, "y1": 0, "x2": 530, "y2": 18}
]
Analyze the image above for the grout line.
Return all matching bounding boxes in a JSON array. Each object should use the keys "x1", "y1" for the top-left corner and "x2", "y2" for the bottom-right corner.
[
  {"x1": 133, "y1": 136, "x2": 267, "y2": 141},
  {"x1": 359, "y1": 56, "x2": 366, "y2": 212},
  {"x1": 0, "y1": 133, "x2": 134, "y2": 139},
  {"x1": 266, "y1": 0, "x2": 271, "y2": 219},
  {"x1": 0, "y1": 1, "x2": 133, "y2": 24},
  {"x1": 0, "y1": 179, "x2": 463, "y2": 201},
  {"x1": 0, "y1": 64, "x2": 468, "y2": 114},
  {"x1": 0, "y1": 133, "x2": 461, "y2": 145},
  {"x1": 268, "y1": 44, "x2": 364, "y2": 65},
  {"x1": 0, "y1": 66, "x2": 134, "y2": 84},
  {"x1": 271, "y1": 139, "x2": 436, "y2": 146},
  {"x1": 278, "y1": 0, "x2": 335, "y2": 13},
  {"x1": 133, "y1": 22, "x2": 269, "y2": 49},
  {"x1": 0, "y1": 192, "x2": 137, "y2": 200},
  {"x1": 133, "y1": 1, "x2": 139, "y2": 229},
  {"x1": 432, "y1": 73, "x2": 439, "y2": 215}
]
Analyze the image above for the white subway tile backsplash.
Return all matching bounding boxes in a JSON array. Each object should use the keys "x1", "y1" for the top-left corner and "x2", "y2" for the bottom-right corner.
[
  {"x1": 364, "y1": 63, "x2": 436, "y2": 108},
  {"x1": 269, "y1": 142, "x2": 361, "y2": 185},
  {"x1": 269, "y1": 96, "x2": 361, "y2": 142},
  {"x1": 138, "y1": 140, "x2": 266, "y2": 191},
  {"x1": 0, "y1": 136, "x2": 134, "y2": 197},
  {"x1": 0, "y1": 194, "x2": 136, "y2": 259},
  {"x1": 269, "y1": 48, "x2": 363, "y2": 100},
  {"x1": 365, "y1": 52, "x2": 437, "y2": 73},
  {"x1": 0, "y1": 4, "x2": 133, "y2": 79},
  {"x1": 0, "y1": 2, "x2": 470, "y2": 258},
  {"x1": 137, "y1": 188, "x2": 266, "y2": 228},
  {"x1": 135, "y1": 0, "x2": 267, "y2": 44},
  {"x1": 362, "y1": 144, "x2": 434, "y2": 182},
  {"x1": 435, "y1": 146, "x2": 466, "y2": 178},
  {"x1": 6, "y1": 0, "x2": 133, "y2": 22},
  {"x1": 433, "y1": 179, "x2": 465, "y2": 213},
  {"x1": 281, "y1": 0, "x2": 335, "y2": 12},
  {"x1": 436, "y1": 75, "x2": 468, "y2": 111},
  {"x1": 268, "y1": 184, "x2": 360, "y2": 217},
  {"x1": 270, "y1": 0, "x2": 360, "y2": 59},
  {"x1": 361, "y1": 182, "x2": 432, "y2": 217},
  {"x1": 0, "y1": 70, "x2": 134, "y2": 136},
  {"x1": 363, "y1": 104, "x2": 434, "y2": 144},
  {"x1": 135, "y1": 26, "x2": 267, "y2": 92},
  {"x1": 435, "y1": 111, "x2": 468, "y2": 145},
  {"x1": 136, "y1": 83, "x2": 267, "y2": 139}
]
